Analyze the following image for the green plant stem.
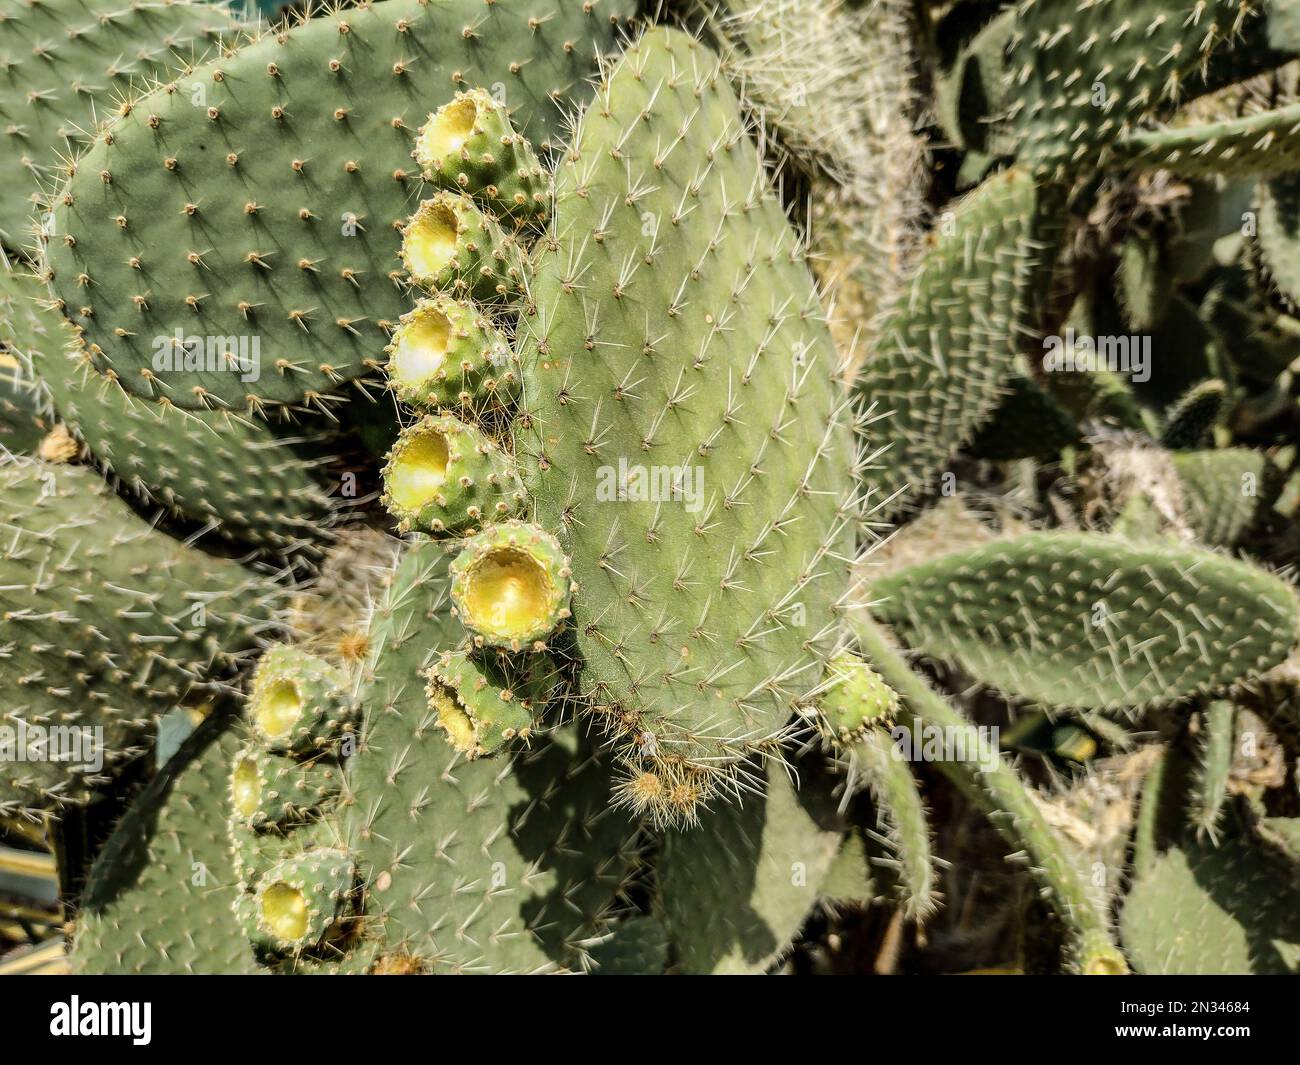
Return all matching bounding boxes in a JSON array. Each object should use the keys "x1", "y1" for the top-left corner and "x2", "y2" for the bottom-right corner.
[{"x1": 851, "y1": 612, "x2": 1128, "y2": 974}]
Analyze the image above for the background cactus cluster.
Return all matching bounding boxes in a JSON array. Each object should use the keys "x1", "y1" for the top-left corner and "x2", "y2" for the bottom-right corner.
[{"x1": 5, "y1": 0, "x2": 1300, "y2": 976}]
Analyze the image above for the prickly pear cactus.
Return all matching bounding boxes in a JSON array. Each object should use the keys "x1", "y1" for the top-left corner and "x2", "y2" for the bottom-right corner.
[
  {"x1": 517, "y1": 27, "x2": 856, "y2": 804},
  {"x1": 42, "y1": 0, "x2": 634, "y2": 413},
  {"x1": 10, "y1": 0, "x2": 1300, "y2": 980}
]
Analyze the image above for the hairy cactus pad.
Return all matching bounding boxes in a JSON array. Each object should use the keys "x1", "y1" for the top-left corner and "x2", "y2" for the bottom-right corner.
[
  {"x1": 0, "y1": 459, "x2": 279, "y2": 812},
  {"x1": 872, "y1": 532, "x2": 1300, "y2": 711},
  {"x1": 43, "y1": 0, "x2": 634, "y2": 413},
  {"x1": 73, "y1": 712, "x2": 262, "y2": 974},
  {"x1": 517, "y1": 28, "x2": 857, "y2": 796},
  {"x1": 2, "y1": 262, "x2": 339, "y2": 553}
]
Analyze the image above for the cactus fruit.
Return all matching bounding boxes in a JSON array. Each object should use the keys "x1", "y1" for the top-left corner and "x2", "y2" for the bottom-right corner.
[
  {"x1": 448, "y1": 520, "x2": 572, "y2": 651},
  {"x1": 400, "y1": 191, "x2": 526, "y2": 301},
  {"x1": 228, "y1": 746, "x2": 341, "y2": 829},
  {"x1": 381, "y1": 413, "x2": 523, "y2": 535},
  {"x1": 247, "y1": 645, "x2": 352, "y2": 755},
  {"x1": 249, "y1": 847, "x2": 353, "y2": 954},
  {"x1": 424, "y1": 649, "x2": 535, "y2": 758},
  {"x1": 817, "y1": 652, "x2": 898, "y2": 744},
  {"x1": 384, "y1": 295, "x2": 517, "y2": 415},
  {"x1": 413, "y1": 88, "x2": 548, "y2": 223}
]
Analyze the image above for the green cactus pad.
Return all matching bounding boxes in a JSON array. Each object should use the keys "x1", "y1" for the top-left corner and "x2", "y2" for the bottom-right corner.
[
  {"x1": 0, "y1": 341, "x2": 50, "y2": 454},
  {"x1": 400, "y1": 191, "x2": 525, "y2": 301},
  {"x1": 0, "y1": 458, "x2": 278, "y2": 812},
  {"x1": 381, "y1": 412, "x2": 522, "y2": 535},
  {"x1": 967, "y1": 372, "x2": 1081, "y2": 462},
  {"x1": 2, "y1": 260, "x2": 338, "y2": 552},
  {"x1": 73, "y1": 712, "x2": 262, "y2": 974},
  {"x1": 1160, "y1": 379, "x2": 1227, "y2": 450},
  {"x1": 413, "y1": 88, "x2": 547, "y2": 223},
  {"x1": 0, "y1": 0, "x2": 234, "y2": 251},
  {"x1": 1121, "y1": 836, "x2": 1300, "y2": 974},
  {"x1": 1256, "y1": 168, "x2": 1300, "y2": 307},
  {"x1": 1116, "y1": 101, "x2": 1300, "y2": 180},
  {"x1": 341, "y1": 540, "x2": 639, "y2": 973},
  {"x1": 1172, "y1": 449, "x2": 1268, "y2": 548},
  {"x1": 589, "y1": 916, "x2": 670, "y2": 976},
  {"x1": 871, "y1": 532, "x2": 1300, "y2": 711},
  {"x1": 1188, "y1": 701, "x2": 1234, "y2": 840},
  {"x1": 857, "y1": 167, "x2": 1058, "y2": 513},
  {"x1": 229, "y1": 745, "x2": 341, "y2": 828},
  {"x1": 1001, "y1": 0, "x2": 1247, "y2": 177},
  {"x1": 848, "y1": 729, "x2": 935, "y2": 918},
  {"x1": 43, "y1": 0, "x2": 633, "y2": 412},
  {"x1": 657, "y1": 759, "x2": 847, "y2": 974},
  {"x1": 251, "y1": 847, "x2": 353, "y2": 954},
  {"x1": 424, "y1": 648, "x2": 534, "y2": 759},
  {"x1": 247, "y1": 644, "x2": 353, "y2": 755},
  {"x1": 385, "y1": 294, "x2": 517, "y2": 415},
  {"x1": 448, "y1": 520, "x2": 572, "y2": 650},
  {"x1": 517, "y1": 27, "x2": 855, "y2": 783}
]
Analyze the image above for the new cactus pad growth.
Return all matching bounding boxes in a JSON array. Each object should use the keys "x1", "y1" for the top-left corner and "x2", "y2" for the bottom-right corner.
[{"x1": 12, "y1": 0, "x2": 1300, "y2": 983}]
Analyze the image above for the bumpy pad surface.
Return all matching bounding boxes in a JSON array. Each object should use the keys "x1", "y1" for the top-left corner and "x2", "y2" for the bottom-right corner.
[
  {"x1": 343, "y1": 539, "x2": 640, "y2": 973},
  {"x1": 1002, "y1": 0, "x2": 1246, "y2": 175},
  {"x1": 46, "y1": 0, "x2": 632, "y2": 411},
  {"x1": 518, "y1": 28, "x2": 855, "y2": 767},
  {"x1": 0, "y1": 0, "x2": 233, "y2": 249},
  {"x1": 74, "y1": 713, "x2": 262, "y2": 974},
  {"x1": 872, "y1": 532, "x2": 1300, "y2": 710},
  {"x1": 0, "y1": 459, "x2": 276, "y2": 809},
  {"x1": 856, "y1": 167, "x2": 1053, "y2": 513},
  {"x1": 1121, "y1": 837, "x2": 1300, "y2": 974},
  {"x1": 2, "y1": 262, "x2": 336, "y2": 550}
]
